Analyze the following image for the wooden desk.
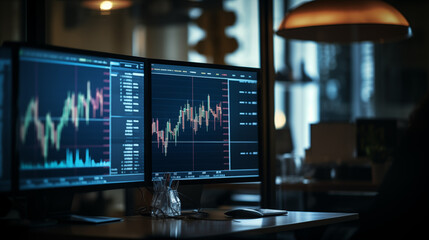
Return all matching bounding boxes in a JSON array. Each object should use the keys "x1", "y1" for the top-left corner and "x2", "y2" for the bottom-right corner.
[{"x1": 33, "y1": 210, "x2": 358, "y2": 239}]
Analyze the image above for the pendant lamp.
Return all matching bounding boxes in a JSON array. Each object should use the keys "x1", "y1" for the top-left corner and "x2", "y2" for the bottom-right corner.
[{"x1": 276, "y1": 0, "x2": 412, "y2": 43}]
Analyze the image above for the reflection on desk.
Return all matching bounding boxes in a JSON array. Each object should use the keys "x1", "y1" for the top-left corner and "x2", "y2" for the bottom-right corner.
[{"x1": 33, "y1": 210, "x2": 358, "y2": 239}]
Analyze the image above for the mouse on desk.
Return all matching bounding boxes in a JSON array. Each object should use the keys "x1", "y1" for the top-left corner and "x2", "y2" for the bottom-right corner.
[{"x1": 224, "y1": 208, "x2": 264, "y2": 219}]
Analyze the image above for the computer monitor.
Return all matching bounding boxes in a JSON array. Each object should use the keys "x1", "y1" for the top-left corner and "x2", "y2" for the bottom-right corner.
[
  {"x1": 0, "y1": 47, "x2": 13, "y2": 193},
  {"x1": 16, "y1": 45, "x2": 146, "y2": 191},
  {"x1": 150, "y1": 60, "x2": 261, "y2": 183}
]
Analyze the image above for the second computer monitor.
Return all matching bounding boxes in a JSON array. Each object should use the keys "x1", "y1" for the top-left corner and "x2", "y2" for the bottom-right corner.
[
  {"x1": 17, "y1": 46, "x2": 146, "y2": 190},
  {"x1": 151, "y1": 61, "x2": 260, "y2": 182}
]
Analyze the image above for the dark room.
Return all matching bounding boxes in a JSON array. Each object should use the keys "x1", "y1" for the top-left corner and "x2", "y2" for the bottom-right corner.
[{"x1": 0, "y1": 0, "x2": 428, "y2": 239}]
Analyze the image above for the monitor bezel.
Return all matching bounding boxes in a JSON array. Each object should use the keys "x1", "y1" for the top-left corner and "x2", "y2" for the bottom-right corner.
[
  {"x1": 148, "y1": 58, "x2": 263, "y2": 185},
  {"x1": 5, "y1": 42, "x2": 150, "y2": 194},
  {"x1": 0, "y1": 46, "x2": 14, "y2": 194}
]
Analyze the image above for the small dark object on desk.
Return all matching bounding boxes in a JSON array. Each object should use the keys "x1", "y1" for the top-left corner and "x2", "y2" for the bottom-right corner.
[
  {"x1": 181, "y1": 211, "x2": 210, "y2": 220},
  {"x1": 224, "y1": 208, "x2": 288, "y2": 219}
]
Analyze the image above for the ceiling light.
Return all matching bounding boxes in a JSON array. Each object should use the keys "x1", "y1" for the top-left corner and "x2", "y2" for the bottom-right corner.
[
  {"x1": 82, "y1": 0, "x2": 132, "y2": 11},
  {"x1": 100, "y1": 1, "x2": 113, "y2": 11},
  {"x1": 276, "y1": 0, "x2": 412, "y2": 43}
]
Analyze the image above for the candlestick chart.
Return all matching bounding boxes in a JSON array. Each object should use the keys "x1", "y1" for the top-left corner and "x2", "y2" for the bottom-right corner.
[
  {"x1": 18, "y1": 59, "x2": 111, "y2": 176},
  {"x1": 152, "y1": 94, "x2": 223, "y2": 156},
  {"x1": 20, "y1": 81, "x2": 105, "y2": 161},
  {"x1": 151, "y1": 73, "x2": 230, "y2": 173}
]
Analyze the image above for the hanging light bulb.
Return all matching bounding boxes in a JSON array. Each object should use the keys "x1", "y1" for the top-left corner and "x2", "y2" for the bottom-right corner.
[
  {"x1": 82, "y1": 0, "x2": 132, "y2": 12},
  {"x1": 99, "y1": 1, "x2": 113, "y2": 11}
]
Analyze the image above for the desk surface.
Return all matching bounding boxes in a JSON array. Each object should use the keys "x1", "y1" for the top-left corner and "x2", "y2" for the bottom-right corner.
[{"x1": 34, "y1": 210, "x2": 358, "y2": 239}]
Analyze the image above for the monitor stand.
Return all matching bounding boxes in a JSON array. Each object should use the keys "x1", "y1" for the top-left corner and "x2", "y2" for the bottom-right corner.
[{"x1": 25, "y1": 192, "x2": 121, "y2": 226}]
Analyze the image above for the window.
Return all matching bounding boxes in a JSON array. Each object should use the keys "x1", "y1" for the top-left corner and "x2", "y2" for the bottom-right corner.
[
  {"x1": 47, "y1": 0, "x2": 259, "y2": 67},
  {"x1": 0, "y1": 0, "x2": 21, "y2": 45}
]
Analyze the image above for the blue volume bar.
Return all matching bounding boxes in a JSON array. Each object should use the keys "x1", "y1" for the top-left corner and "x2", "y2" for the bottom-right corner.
[{"x1": 21, "y1": 148, "x2": 109, "y2": 169}]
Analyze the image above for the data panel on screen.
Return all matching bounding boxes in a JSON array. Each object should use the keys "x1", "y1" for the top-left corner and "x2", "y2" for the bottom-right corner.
[
  {"x1": 151, "y1": 63, "x2": 259, "y2": 181},
  {"x1": 0, "y1": 47, "x2": 12, "y2": 192},
  {"x1": 18, "y1": 47, "x2": 145, "y2": 190}
]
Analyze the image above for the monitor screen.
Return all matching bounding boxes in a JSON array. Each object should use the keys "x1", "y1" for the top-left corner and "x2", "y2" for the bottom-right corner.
[
  {"x1": 0, "y1": 47, "x2": 12, "y2": 192},
  {"x1": 17, "y1": 47, "x2": 145, "y2": 190},
  {"x1": 151, "y1": 62, "x2": 260, "y2": 182}
]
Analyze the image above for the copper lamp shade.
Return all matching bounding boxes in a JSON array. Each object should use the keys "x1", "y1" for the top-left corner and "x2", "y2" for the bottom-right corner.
[{"x1": 276, "y1": 0, "x2": 412, "y2": 43}]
